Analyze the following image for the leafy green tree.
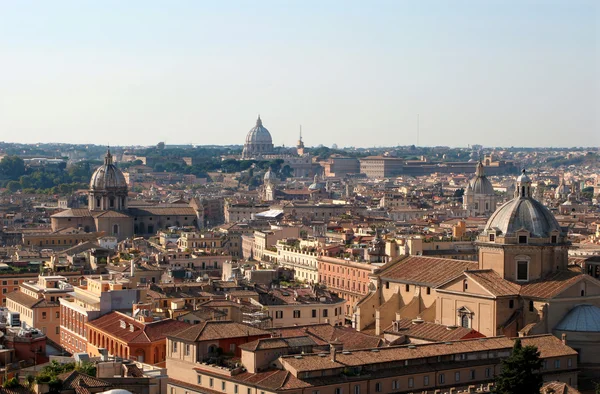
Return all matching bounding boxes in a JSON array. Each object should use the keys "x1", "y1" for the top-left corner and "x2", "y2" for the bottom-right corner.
[
  {"x1": 493, "y1": 339, "x2": 543, "y2": 394},
  {"x1": 6, "y1": 180, "x2": 21, "y2": 192},
  {"x1": 0, "y1": 156, "x2": 26, "y2": 179}
]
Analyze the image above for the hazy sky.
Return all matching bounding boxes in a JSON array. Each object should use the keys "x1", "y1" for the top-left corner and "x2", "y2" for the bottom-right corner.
[{"x1": 0, "y1": 0, "x2": 598, "y2": 147}]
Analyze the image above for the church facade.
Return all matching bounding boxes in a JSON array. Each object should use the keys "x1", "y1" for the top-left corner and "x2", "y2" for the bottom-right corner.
[
  {"x1": 51, "y1": 150, "x2": 199, "y2": 240},
  {"x1": 355, "y1": 170, "x2": 600, "y2": 363}
]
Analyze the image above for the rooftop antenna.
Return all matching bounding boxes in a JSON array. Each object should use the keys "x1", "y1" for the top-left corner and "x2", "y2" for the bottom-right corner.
[{"x1": 417, "y1": 114, "x2": 420, "y2": 146}]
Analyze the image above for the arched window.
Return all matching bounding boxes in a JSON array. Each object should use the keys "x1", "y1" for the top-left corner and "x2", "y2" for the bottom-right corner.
[
  {"x1": 109, "y1": 197, "x2": 115, "y2": 208},
  {"x1": 461, "y1": 314, "x2": 470, "y2": 328},
  {"x1": 463, "y1": 280, "x2": 468, "y2": 291},
  {"x1": 113, "y1": 224, "x2": 119, "y2": 236}
]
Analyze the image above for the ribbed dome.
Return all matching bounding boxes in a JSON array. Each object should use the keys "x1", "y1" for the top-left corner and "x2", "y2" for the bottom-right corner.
[
  {"x1": 90, "y1": 150, "x2": 127, "y2": 190},
  {"x1": 485, "y1": 197, "x2": 561, "y2": 238},
  {"x1": 245, "y1": 116, "x2": 273, "y2": 145},
  {"x1": 555, "y1": 304, "x2": 600, "y2": 332},
  {"x1": 469, "y1": 162, "x2": 495, "y2": 195}
]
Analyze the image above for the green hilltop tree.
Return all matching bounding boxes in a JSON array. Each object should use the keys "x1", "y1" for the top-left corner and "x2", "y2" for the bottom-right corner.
[{"x1": 493, "y1": 339, "x2": 543, "y2": 394}]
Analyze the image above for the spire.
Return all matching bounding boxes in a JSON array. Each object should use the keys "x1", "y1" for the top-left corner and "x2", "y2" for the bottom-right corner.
[
  {"x1": 256, "y1": 114, "x2": 262, "y2": 127},
  {"x1": 475, "y1": 161, "x2": 484, "y2": 177},
  {"x1": 104, "y1": 147, "x2": 113, "y2": 165}
]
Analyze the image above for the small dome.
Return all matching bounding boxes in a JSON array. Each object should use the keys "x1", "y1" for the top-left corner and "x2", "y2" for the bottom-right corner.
[
  {"x1": 101, "y1": 390, "x2": 133, "y2": 394},
  {"x1": 555, "y1": 304, "x2": 600, "y2": 332},
  {"x1": 90, "y1": 150, "x2": 127, "y2": 190},
  {"x1": 245, "y1": 115, "x2": 273, "y2": 145},
  {"x1": 468, "y1": 162, "x2": 494, "y2": 195}
]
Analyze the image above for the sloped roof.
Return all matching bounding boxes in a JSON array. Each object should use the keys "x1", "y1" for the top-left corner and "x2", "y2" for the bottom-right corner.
[
  {"x1": 520, "y1": 266, "x2": 586, "y2": 299},
  {"x1": 384, "y1": 318, "x2": 483, "y2": 342},
  {"x1": 464, "y1": 270, "x2": 521, "y2": 297},
  {"x1": 169, "y1": 320, "x2": 270, "y2": 342},
  {"x1": 87, "y1": 312, "x2": 189, "y2": 344},
  {"x1": 380, "y1": 256, "x2": 477, "y2": 287},
  {"x1": 270, "y1": 323, "x2": 382, "y2": 350},
  {"x1": 59, "y1": 370, "x2": 112, "y2": 390}
]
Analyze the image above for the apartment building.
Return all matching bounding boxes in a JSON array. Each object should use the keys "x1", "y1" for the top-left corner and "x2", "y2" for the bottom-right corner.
[
  {"x1": 6, "y1": 275, "x2": 74, "y2": 343},
  {"x1": 59, "y1": 276, "x2": 141, "y2": 354},
  {"x1": 168, "y1": 334, "x2": 578, "y2": 394}
]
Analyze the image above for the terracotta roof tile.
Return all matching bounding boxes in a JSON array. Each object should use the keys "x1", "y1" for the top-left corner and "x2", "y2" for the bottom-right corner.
[
  {"x1": 520, "y1": 266, "x2": 586, "y2": 299},
  {"x1": 87, "y1": 312, "x2": 189, "y2": 344},
  {"x1": 281, "y1": 335, "x2": 575, "y2": 373},
  {"x1": 270, "y1": 323, "x2": 382, "y2": 350},
  {"x1": 169, "y1": 320, "x2": 270, "y2": 342},
  {"x1": 380, "y1": 256, "x2": 477, "y2": 287},
  {"x1": 464, "y1": 270, "x2": 521, "y2": 297},
  {"x1": 384, "y1": 318, "x2": 484, "y2": 342}
]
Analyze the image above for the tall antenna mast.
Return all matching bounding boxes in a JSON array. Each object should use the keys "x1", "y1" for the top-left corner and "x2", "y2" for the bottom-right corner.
[{"x1": 417, "y1": 114, "x2": 420, "y2": 146}]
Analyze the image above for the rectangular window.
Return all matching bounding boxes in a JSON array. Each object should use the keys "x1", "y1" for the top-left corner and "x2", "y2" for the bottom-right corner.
[
  {"x1": 323, "y1": 309, "x2": 328, "y2": 318},
  {"x1": 385, "y1": 282, "x2": 389, "y2": 289},
  {"x1": 312, "y1": 309, "x2": 317, "y2": 318},
  {"x1": 517, "y1": 261, "x2": 529, "y2": 281},
  {"x1": 391, "y1": 381, "x2": 398, "y2": 390},
  {"x1": 312, "y1": 391, "x2": 320, "y2": 394},
  {"x1": 408, "y1": 378, "x2": 414, "y2": 388},
  {"x1": 519, "y1": 235, "x2": 528, "y2": 244},
  {"x1": 375, "y1": 382, "x2": 381, "y2": 392},
  {"x1": 438, "y1": 374, "x2": 445, "y2": 384},
  {"x1": 234, "y1": 386, "x2": 238, "y2": 394},
  {"x1": 209, "y1": 378, "x2": 213, "y2": 388},
  {"x1": 293, "y1": 310, "x2": 301, "y2": 318},
  {"x1": 172, "y1": 342, "x2": 177, "y2": 352},
  {"x1": 554, "y1": 360, "x2": 561, "y2": 368},
  {"x1": 469, "y1": 370, "x2": 475, "y2": 380},
  {"x1": 42, "y1": 312, "x2": 47, "y2": 319},
  {"x1": 221, "y1": 382, "x2": 226, "y2": 391},
  {"x1": 247, "y1": 389, "x2": 251, "y2": 394},
  {"x1": 489, "y1": 234, "x2": 495, "y2": 242},
  {"x1": 485, "y1": 368, "x2": 491, "y2": 378},
  {"x1": 275, "y1": 311, "x2": 283, "y2": 319},
  {"x1": 455, "y1": 372, "x2": 460, "y2": 382},
  {"x1": 551, "y1": 235, "x2": 557, "y2": 243},
  {"x1": 354, "y1": 385, "x2": 361, "y2": 394},
  {"x1": 197, "y1": 376, "x2": 201, "y2": 385},
  {"x1": 185, "y1": 344, "x2": 190, "y2": 356},
  {"x1": 424, "y1": 375, "x2": 429, "y2": 385},
  {"x1": 405, "y1": 284, "x2": 410, "y2": 292},
  {"x1": 568, "y1": 358, "x2": 572, "y2": 367},
  {"x1": 335, "y1": 389, "x2": 342, "y2": 394}
]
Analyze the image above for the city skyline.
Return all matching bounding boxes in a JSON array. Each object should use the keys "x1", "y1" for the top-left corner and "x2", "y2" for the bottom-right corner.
[{"x1": 0, "y1": 0, "x2": 597, "y2": 147}]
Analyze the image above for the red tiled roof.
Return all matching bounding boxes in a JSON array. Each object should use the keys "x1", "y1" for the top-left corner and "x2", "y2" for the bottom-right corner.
[
  {"x1": 169, "y1": 320, "x2": 270, "y2": 342},
  {"x1": 380, "y1": 256, "x2": 477, "y2": 287},
  {"x1": 271, "y1": 323, "x2": 382, "y2": 350},
  {"x1": 384, "y1": 318, "x2": 484, "y2": 342},
  {"x1": 520, "y1": 266, "x2": 586, "y2": 299},
  {"x1": 87, "y1": 312, "x2": 190, "y2": 344},
  {"x1": 464, "y1": 270, "x2": 521, "y2": 297}
]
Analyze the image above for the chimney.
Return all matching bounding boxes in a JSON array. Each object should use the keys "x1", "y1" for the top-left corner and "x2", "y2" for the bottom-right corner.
[
  {"x1": 330, "y1": 343, "x2": 336, "y2": 362},
  {"x1": 130, "y1": 260, "x2": 135, "y2": 277},
  {"x1": 561, "y1": 333, "x2": 567, "y2": 345}
]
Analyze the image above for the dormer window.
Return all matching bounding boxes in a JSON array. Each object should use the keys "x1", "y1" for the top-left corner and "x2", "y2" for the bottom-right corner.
[
  {"x1": 489, "y1": 234, "x2": 495, "y2": 242},
  {"x1": 517, "y1": 261, "x2": 529, "y2": 281},
  {"x1": 551, "y1": 235, "x2": 557, "y2": 244},
  {"x1": 518, "y1": 235, "x2": 528, "y2": 244}
]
